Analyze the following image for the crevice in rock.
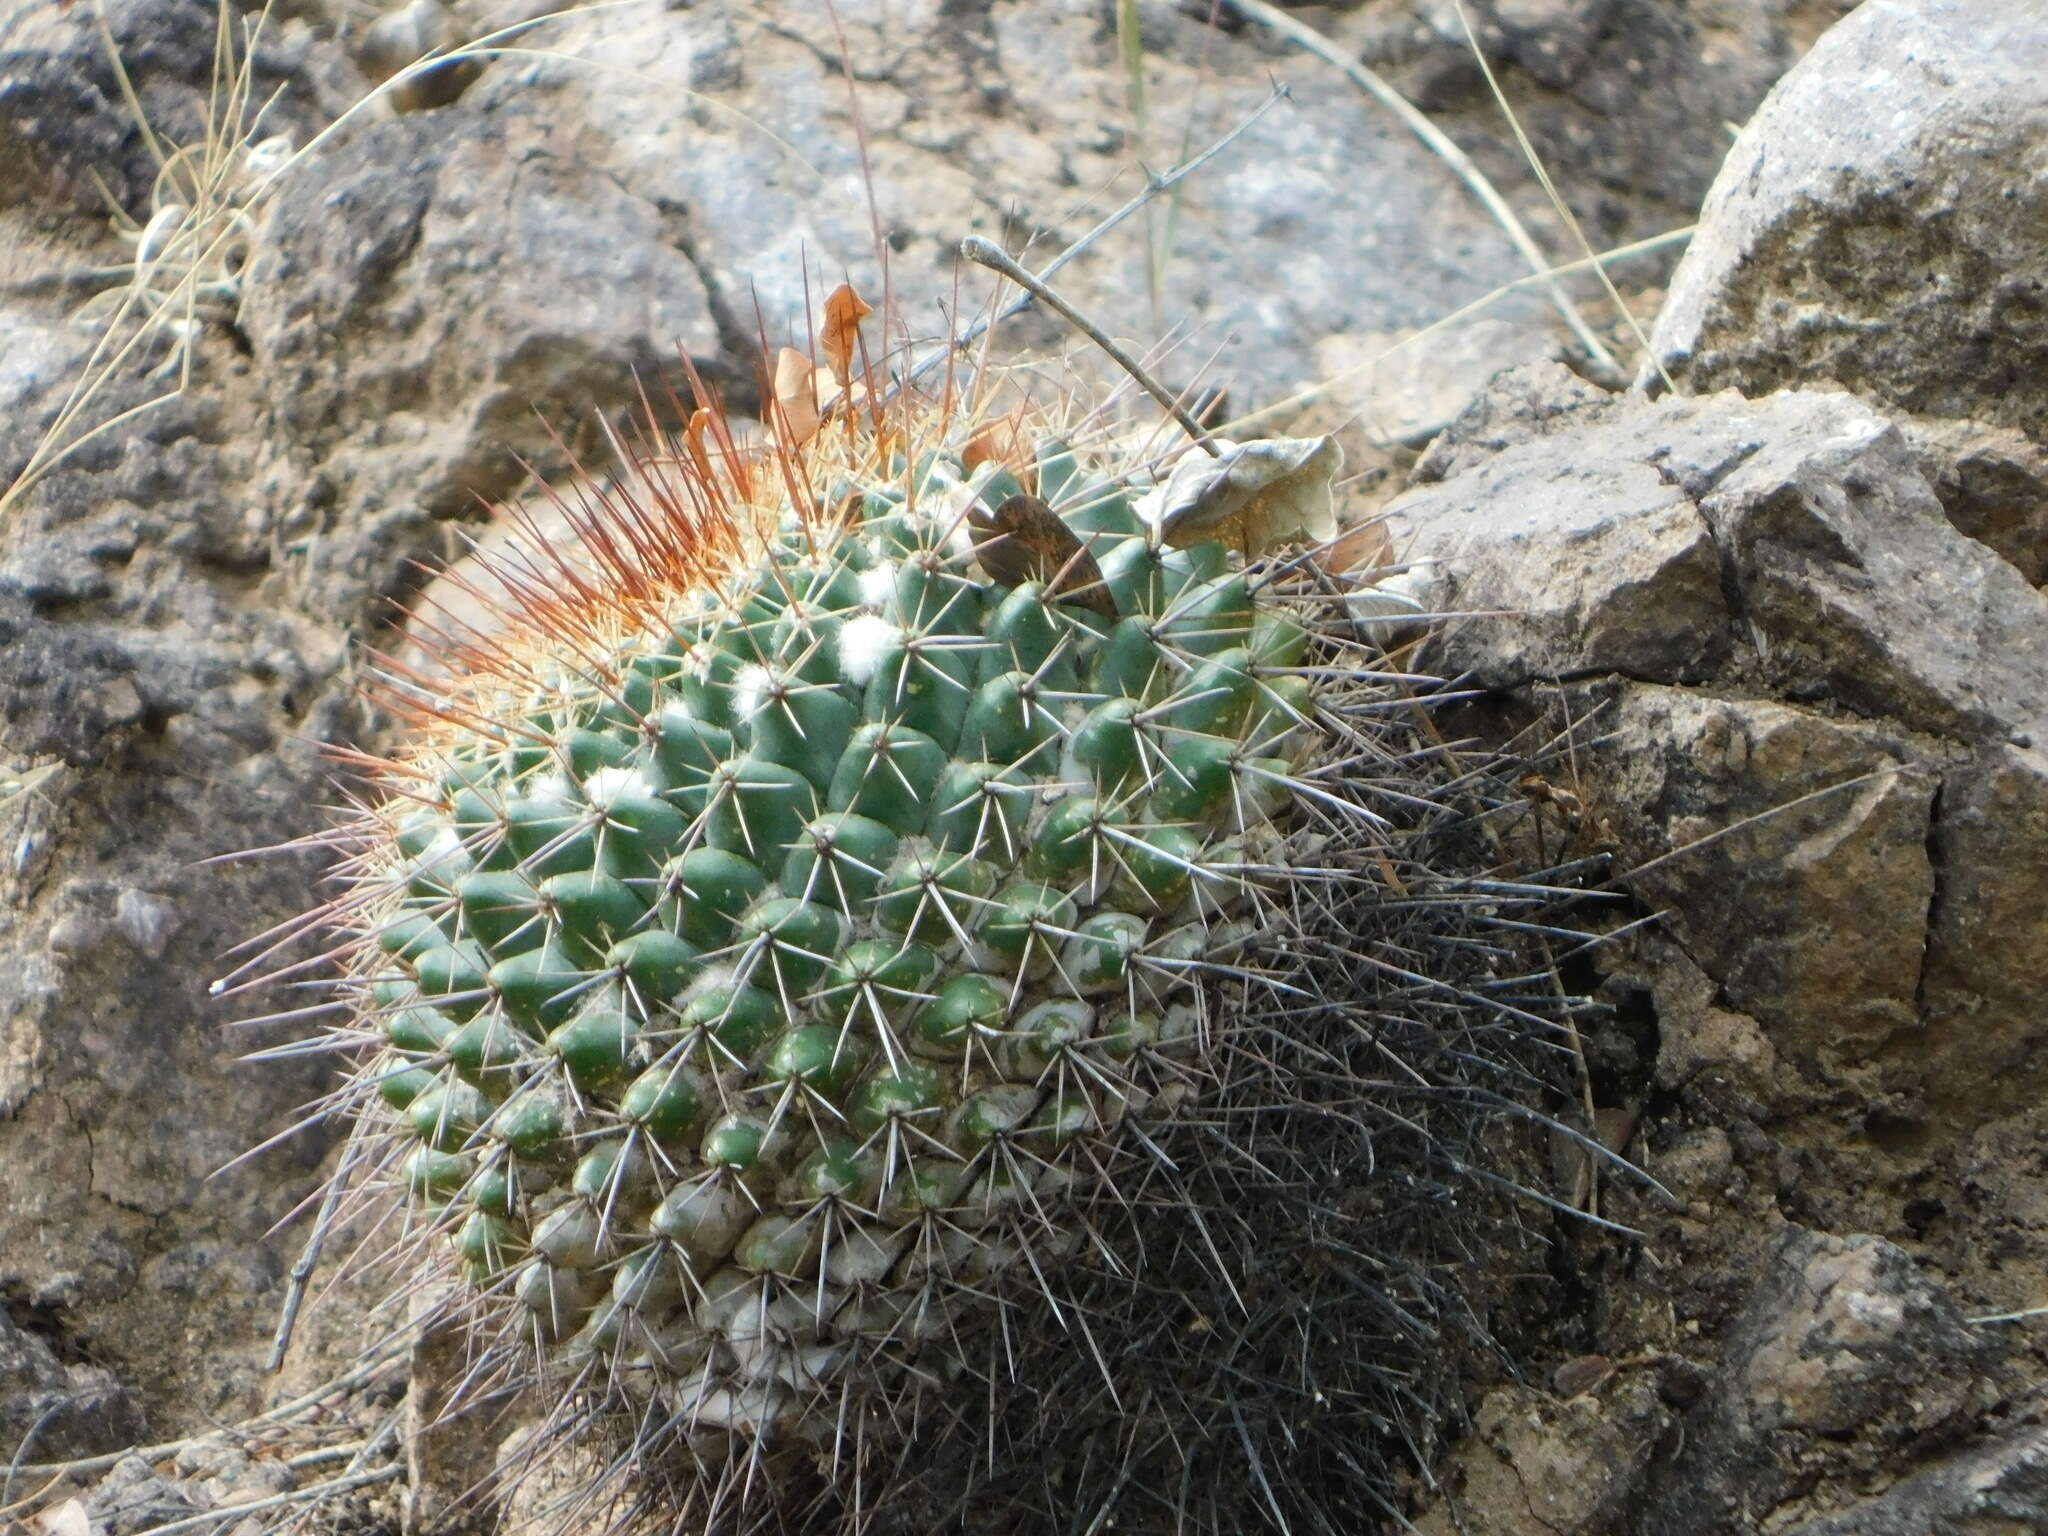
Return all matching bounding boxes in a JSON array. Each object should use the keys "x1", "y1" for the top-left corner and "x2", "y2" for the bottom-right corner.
[{"x1": 650, "y1": 194, "x2": 764, "y2": 415}]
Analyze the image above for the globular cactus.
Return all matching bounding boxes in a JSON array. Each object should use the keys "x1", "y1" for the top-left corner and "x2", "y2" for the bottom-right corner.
[
  {"x1": 256, "y1": 302, "x2": 1597, "y2": 1534},
  {"x1": 296, "y1": 322, "x2": 1351, "y2": 1494}
]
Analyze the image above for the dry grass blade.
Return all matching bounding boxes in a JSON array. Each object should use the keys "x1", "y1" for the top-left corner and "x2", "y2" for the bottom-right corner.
[
  {"x1": 1447, "y1": 0, "x2": 1674, "y2": 394},
  {"x1": 1223, "y1": 0, "x2": 1625, "y2": 385}
]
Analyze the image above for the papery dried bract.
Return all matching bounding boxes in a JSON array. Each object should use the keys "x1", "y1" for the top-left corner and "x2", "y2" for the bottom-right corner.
[
  {"x1": 962, "y1": 410, "x2": 1036, "y2": 490},
  {"x1": 771, "y1": 345, "x2": 828, "y2": 446},
  {"x1": 1140, "y1": 435, "x2": 1342, "y2": 556},
  {"x1": 968, "y1": 492, "x2": 1116, "y2": 617},
  {"x1": 820, "y1": 283, "x2": 873, "y2": 388}
]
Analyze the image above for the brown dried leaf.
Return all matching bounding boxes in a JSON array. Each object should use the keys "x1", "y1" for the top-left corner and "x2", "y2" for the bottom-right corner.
[
  {"x1": 1324, "y1": 516, "x2": 1393, "y2": 577},
  {"x1": 969, "y1": 493, "x2": 1117, "y2": 618},
  {"x1": 820, "y1": 283, "x2": 872, "y2": 389},
  {"x1": 1140, "y1": 435, "x2": 1342, "y2": 557},
  {"x1": 771, "y1": 345, "x2": 824, "y2": 446},
  {"x1": 963, "y1": 411, "x2": 1036, "y2": 493},
  {"x1": 1552, "y1": 1355, "x2": 1617, "y2": 1400}
]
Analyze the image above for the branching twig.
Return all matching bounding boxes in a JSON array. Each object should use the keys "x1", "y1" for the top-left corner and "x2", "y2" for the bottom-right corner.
[
  {"x1": 960, "y1": 237, "x2": 1220, "y2": 455},
  {"x1": 913, "y1": 84, "x2": 1290, "y2": 386}
]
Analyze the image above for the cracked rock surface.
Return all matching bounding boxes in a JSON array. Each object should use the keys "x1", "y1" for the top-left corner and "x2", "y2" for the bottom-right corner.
[
  {"x1": 1392, "y1": 274, "x2": 2048, "y2": 1536},
  {"x1": 1, "y1": 0, "x2": 2040, "y2": 1532}
]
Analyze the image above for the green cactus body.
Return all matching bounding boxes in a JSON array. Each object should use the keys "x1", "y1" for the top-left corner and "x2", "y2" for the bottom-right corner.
[{"x1": 343, "y1": 418, "x2": 1326, "y2": 1458}]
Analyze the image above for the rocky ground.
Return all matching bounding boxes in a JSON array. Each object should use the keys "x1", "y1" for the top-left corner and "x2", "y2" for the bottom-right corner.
[{"x1": 4, "y1": 0, "x2": 2043, "y2": 1533}]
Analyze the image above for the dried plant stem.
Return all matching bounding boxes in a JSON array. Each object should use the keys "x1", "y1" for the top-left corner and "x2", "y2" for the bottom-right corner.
[
  {"x1": 1222, "y1": 0, "x2": 1623, "y2": 384},
  {"x1": 5, "y1": 1344, "x2": 408, "y2": 1487},
  {"x1": 960, "y1": 236, "x2": 1220, "y2": 455},
  {"x1": 269, "y1": 1130, "x2": 367, "y2": 1368},
  {"x1": 927, "y1": 84, "x2": 1289, "y2": 379},
  {"x1": 125, "y1": 1463, "x2": 404, "y2": 1536}
]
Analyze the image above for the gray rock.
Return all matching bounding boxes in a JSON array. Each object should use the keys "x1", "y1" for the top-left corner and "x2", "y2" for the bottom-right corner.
[
  {"x1": 241, "y1": 103, "x2": 723, "y2": 515},
  {"x1": 1410, "y1": 358, "x2": 1618, "y2": 483},
  {"x1": 1687, "y1": 393, "x2": 2048, "y2": 744},
  {"x1": 458, "y1": 0, "x2": 1549, "y2": 411},
  {"x1": 1651, "y1": 0, "x2": 2048, "y2": 443},
  {"x1": 1645, "y1": 1230, "x2": 2000, "y2": 1534},
  {"x1": 1917, "y1": 743, "x2": 2048, "y2": 1122},
  {"x1": 86, "y1": 1456, "x2": 202, "y2": 1536},
  {"x1": 1375, "y1": 0, "x2": 1856, "y2": 249},
  {"x1": 0, "y1": 1311, "x2": 141, "y2": 1462},
  {"x1": 1394, "y1": 386, "x2": 2048, "y2": 744},
  {"x1": 1899, "y1": 415, "x2": 2048, "y2": 587},
  {"x1": 1387, "y1": 436, "x2": 1728, "y2": 686},
  {"x1": 1590, "y1": 685, "x2": 1935, "y2": 1085},
  {"x1": 1789, "y1": 1425, "x2": 2048, "y2": 1535}
]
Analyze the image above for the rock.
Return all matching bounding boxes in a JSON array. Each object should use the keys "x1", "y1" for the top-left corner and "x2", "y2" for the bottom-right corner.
[
  {"x1": 1358, "y1": 0, "x2": 1856, "y2": 249},
  {"x1": 1396, "y1": 378, "x2": 2048, "y2": 1123},
  {"x1": 0, "y1": 46, "x2": 134, "y2": 215},
  {"x1": 0, "y1": 1311, "x2": 142, "y2": 1462},
  {"x1": 1592, "y1": 685, "x2": 1935, "y2": 1086},
  {"x1": 1643, "y1": 1230, "x2": 1999, "y2": 1534},
  {"x1": 87, "y1": 1457, "x2": 205, "y2": 1536},
  {"x1": 1395, "y1": 385, "x2": 2048, "y2": 742},
  {"x1": 241, "y1": 103, "x2": 724, "y2": 515},
  {"x1": 77, "y1": 1439, "x2": 294, "y2": 1536},
  {"x1": 1651, "y1": 0, "x2": 2048, "y2": 444},
  {"x1": 1313, "y1": 318, "x2": 1564, "y2": 449},
  {"x1": 1643, "y1": 941, "x2": 1783, "y2": 1115},
  {"x1": 1899, "y1": 415, "x2": 2048, "y2": 587},
  {"x1": 1787, "y1": 1426, "x2": 2048, "y2": 1535},
  {"x1": 1916, "y1": 744, "x2": 2048, "y2": 1119},
  {"x1": 1384, "y1": 405, "x2": 1728, "y2": 687},
  {"x1": 1410, "y1": 358, "x2": 1618, "y2": 483},
  {"x1": 452, "y1": 0, "x2": 1552, "y2": 411},
  {"x1": 1685, "y1": 393, "x2": 2048, "y2": 744},
  {"x1": 0, "y1": 36, "x2": 383, "y2": 1443},
  {"x1": 1412, "y1": 1377, "x2": 1675, "y2": 1536}
]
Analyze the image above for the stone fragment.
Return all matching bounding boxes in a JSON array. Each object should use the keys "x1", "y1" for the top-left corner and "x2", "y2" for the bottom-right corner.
[
  {"x1": 1642, "y1": 1230, "x2": 1998, "y2": 1535},
  {"x1": 1691, "y1": 395, "x2": 2048, "y2": 745},
  {"x1": 0, "y1": 1312, "x2": 141, "y2": 1463},
  {"x1": 1410, "y1": 359, "x2": 1617, "y2": 484},
  {"x1": 1590, "y1": 685, "x2": 1934, "y2": 1085},
  {"x1": 1899, "y1": 415, "x2": 2048, "y2": 586},
  {"x1": 1651, "y1": 0, "x2": 2048, "y2": 443},
  {"x1": 1787, "y1": 1426, "x2": 2048, "y2": 1535},
  {"x1": 1385, "y1": 421, "x2": 1727, "y2": 687}
]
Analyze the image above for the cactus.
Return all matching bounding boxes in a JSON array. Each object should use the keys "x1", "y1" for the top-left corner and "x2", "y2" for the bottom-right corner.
[
  {"x1": 361, "y1": 402, "x2": 1313, "y2": 1409},
  {"x1": 256, "y1": 307, "x2": 1602, "y2": 1534}
]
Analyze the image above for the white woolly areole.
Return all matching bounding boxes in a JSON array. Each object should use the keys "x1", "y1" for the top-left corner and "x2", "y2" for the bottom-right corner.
[
  {"x1": 920, "y1": 461, "x2": 998, "y2": 565},
  {"x1": 582, "y1": 765, "x2": 651, "y2": 810},
  {"x1": 838, "y1": 613, "x2": 903, "y2": 688},
  {"x1": 732, "y1": 663, "x2": 776, "y2": 725},
  {"x1": 856, "y1": 561, "x2": 898, "y2": 611}
]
